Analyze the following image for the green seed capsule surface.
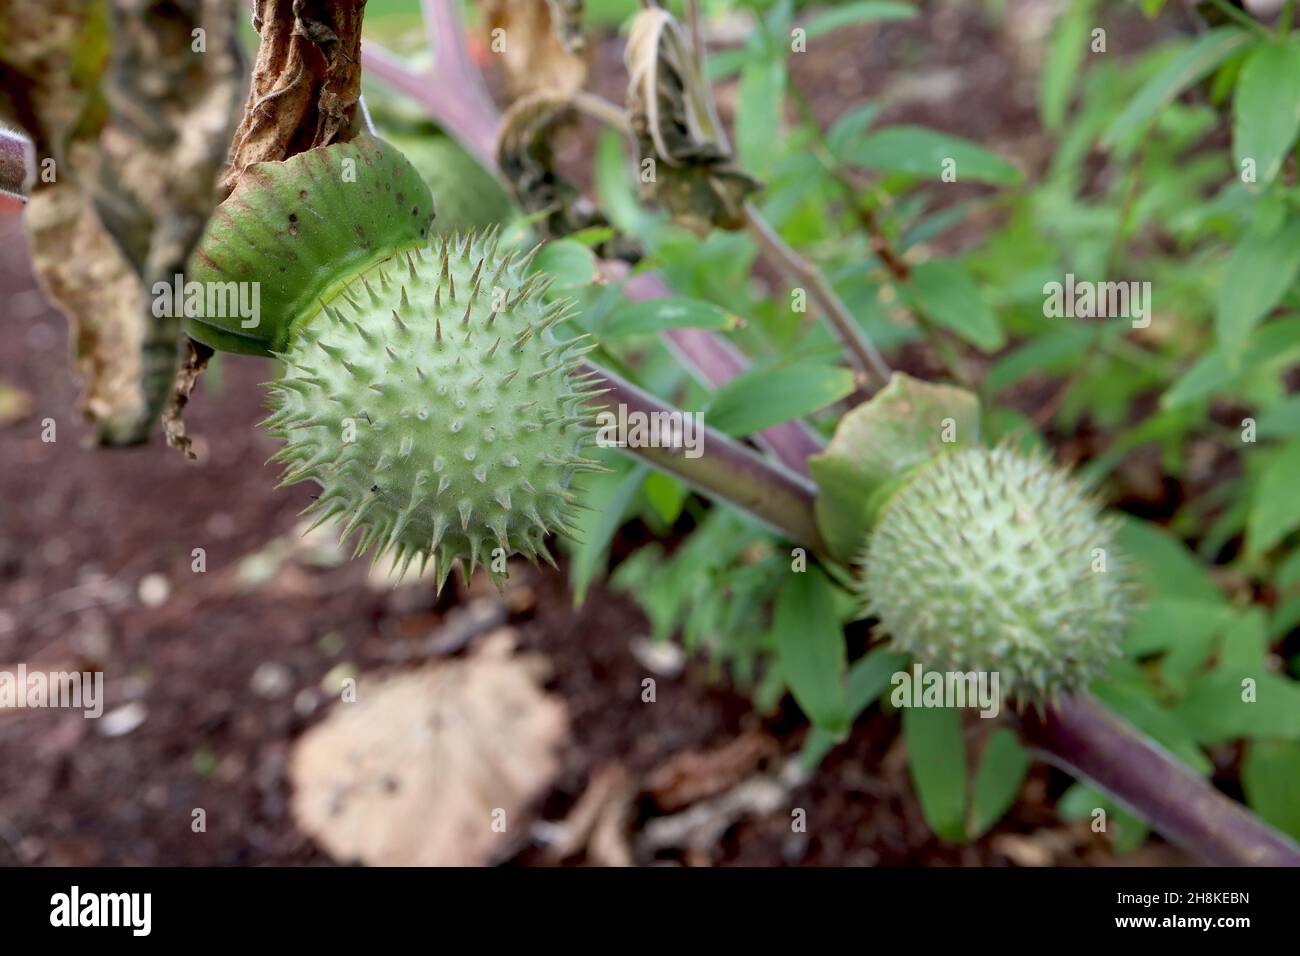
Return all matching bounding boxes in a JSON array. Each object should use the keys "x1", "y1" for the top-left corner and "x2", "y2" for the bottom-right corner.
[
  {"x1": 265, "y1": 232, "x2": 598, "y2": 590},
  {"x1": 858, "y1": 445, "x2": 1131, "y2": 702}
]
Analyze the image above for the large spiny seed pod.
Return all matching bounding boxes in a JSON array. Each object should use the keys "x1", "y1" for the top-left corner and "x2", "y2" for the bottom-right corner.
[
  {"x1": 186, "y1": 136, "x2": 601, "y2": 589},
  {"x1": 857, "y1": 445, "x2": 1131, "y2": 702}
]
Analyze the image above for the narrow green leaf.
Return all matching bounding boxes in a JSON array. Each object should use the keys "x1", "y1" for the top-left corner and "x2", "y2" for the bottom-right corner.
[
  {"x1": 902, "y1": 705, "x2": 968, "y2": 842},
  {"x1": 772, "y1": 567, "x2": 848, "y2": 733},
  {"x1": 1104, "y1": 27, "x2": 1251, "y2": 147},
  {"x1": 600, "y1": 297, "x2": 735, "y2": 339},
  {"x1": 530, "y1": 239, "x2": 598, "y2": 289},
  {"x1": 1242, "y1": 740, "x2": 1300, "y2": 840},
  {"x1": 1233, "y1": 41, "x2": 1300, "y2": 190},
  {"x1": 1039, "y1": 1, "x2": 1095, "y2": 133},
  {"x1": 706, "y1": 362, "x2": 854, "y2": 437},
  {"x1": 827, "y1": 103, "x2": 882, "y2": 160},
  {"x1": 845, "y1": 126, "x2": 1021, "y2": 185},
  {"x1": 1247, "y1": 437, "x2": 1300, "y2": 556},
  {"x1": 736, "y1": 58, "x2": 786, "y2": 179},
  {"x1": 905, "y1": 259, "x2": 1005, "y2": 351},
  {"x1": 967, "y1": 728, "x2": 1032, "y2": 838},
  {"x1": 1215, "y1": 221, "x2": 1300, "y2": 357},
  {"x1": 803, "y1": 1, "x2": 916, "y2": 39},
  {"x1": 567, "y1": 460, "x2": 646, "y2": 603},
  {"x1": 1116, "y1": 516, "x2": 1223, "y2": 600},
  {"x1": 800, "y1": 647, "x2": 909, "y2": 769}
]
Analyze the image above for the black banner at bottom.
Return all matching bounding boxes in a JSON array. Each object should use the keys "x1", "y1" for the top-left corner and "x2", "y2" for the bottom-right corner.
[{"x1": 0, "y1": 865, "x2": 1285, "y2": 940}]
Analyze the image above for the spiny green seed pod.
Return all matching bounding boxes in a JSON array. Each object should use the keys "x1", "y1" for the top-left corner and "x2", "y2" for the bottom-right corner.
[
  {"x1": 857, "y1": 445, "x2": 1130, "y2": 702},
  {"x1": 187, "y1": 136, "x2": 601, "y2": 589}
]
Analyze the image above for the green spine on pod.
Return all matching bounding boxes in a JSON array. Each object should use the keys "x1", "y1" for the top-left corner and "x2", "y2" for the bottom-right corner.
[
  {"x1": 187, "y1": 136, "x2": 601, "y2": 589},
  {"x1": 857, "y1": 444, "x2": 1132, "y2": 703}
]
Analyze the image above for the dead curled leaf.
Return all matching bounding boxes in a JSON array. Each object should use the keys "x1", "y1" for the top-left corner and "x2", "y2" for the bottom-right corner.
[
  {"x1": 624, "y1": 6, "x2": 760, "y2": 234},
  {"x1": 223, "y1": 0, "x2": 367, "y2": 195},
  {"x1": 289, "y1": 631, "x2": 569, "y2": 866},
  {"x1": 495, "y1": 91, "x2": 641, "y2": 261},
  {"x1": 481, "y1": 0, "x2": 588, "y2": 97},
  {"x1": 3, "y1": 0, "x2": 243, "y2": 448}
]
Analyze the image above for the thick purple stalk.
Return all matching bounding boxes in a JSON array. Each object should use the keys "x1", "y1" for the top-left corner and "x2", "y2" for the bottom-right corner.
[
  {"x1": 1019, "y1": 694, "x2": 1300, "y2": 866},
  {"x1": 582, "y1": 362, "x2": 825, "y2": 549}
]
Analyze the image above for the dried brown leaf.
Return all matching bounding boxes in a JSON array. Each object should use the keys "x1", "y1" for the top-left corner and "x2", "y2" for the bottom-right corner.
[
  {"x1": 223, "y1": 0, "x2": 366, "y2": 195},
  {"x1": 290, "y1": 632, "x2": 569, "y2": 866},
  {"x1": 624, "y1": 6, "x2": 759, "y2": 234},
  {"x1": 482, "y1": 0, "x2": 588, "y2": 97}
]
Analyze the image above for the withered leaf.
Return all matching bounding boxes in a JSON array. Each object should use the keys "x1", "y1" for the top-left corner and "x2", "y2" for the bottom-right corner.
[{"x1": 625, "y1": 6, "x2": 760, "y2": 234}]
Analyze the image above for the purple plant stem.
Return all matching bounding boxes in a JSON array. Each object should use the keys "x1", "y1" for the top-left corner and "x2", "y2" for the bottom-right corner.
[
  {"x1": 0, "y1": 126, "x2": 34, "y2": 201},
  {"x1": 1019, "y1": 694, "x2": 1300, "y2": 866},
  {"x1": 582, "y1": 362, "x2": 823, "y2": 548}
]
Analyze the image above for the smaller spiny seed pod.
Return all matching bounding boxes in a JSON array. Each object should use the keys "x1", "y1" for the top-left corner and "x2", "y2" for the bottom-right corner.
[
  {"x1": 187, "y1": 136, "x2": 602, "y2": 590},
  {"x1": 857, "y1": 444, "x2": 1131, "y2": 703}
]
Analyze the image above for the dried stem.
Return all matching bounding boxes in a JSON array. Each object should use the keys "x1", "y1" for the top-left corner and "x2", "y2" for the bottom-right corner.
[{"x1": 742, "y1": 201, "x2": 893, "y2": 385}]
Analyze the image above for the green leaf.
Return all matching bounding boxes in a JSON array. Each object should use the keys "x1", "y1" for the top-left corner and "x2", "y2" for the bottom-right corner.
[
  {"x1": 803, "y1": 1, "x2": 916, "y2": 39},
  {"x1": 1233, "y1": 41, "x2": 1300, "y2": 191},
  {"x1": 1257, "y1": 394, "x2": 1300, "y2": 439},
  {"x1": 772, "y1": 567, "x2": 848, "y2": 733},
  {"x1": 1039, "y1": 0, "x2": 1095, "y2": 133},
  {"x1": 642, "y1": 471, "x2": 688, "y2": 526},
  {"x1": 1164, "y1": 317, "x2": 1300, "y2": 408},
  {"x1": 1172, "y1": 669, "x2": 1300, "y2": 743},
  {"x1": 1092, "y1": 678, "x2": 1214, "y2": 775},
  {"x1": 1058, "y1": 783, "x2": 1150, "y2": 853},
  {"x1": 905, "y1": 260, "x2": 1005, "y2": 351},
  {"x1": 736, "y1": 58, "x2": 786, "y2": 180},
  {"x1": 809, "y1": 373, "x2": 981, "y2": 562},
  {"x1": 1104, "y1": 27, "x2": 1252, "y2": 147},
  {"x1": 843, "y1": 125, "x2": 1021, "y2": 185},
  {"x1": 902, "y1": 706, "x2": 968, "y2": 842},
  {"x1": 826, "y1": 103, "x2": 882, "y2": 160},
  {"x1": 1220, "y1": 608, "x2": 1269, "y2": 673},
  {"x1": 1215, "y1": 221, "x2": 1300, "y2": 357},
  {"x1": 600, "y1": 298, "x2": 735, "y2": 339},
  {"x1": 530, "y1": 239, "x2": 597, "y2": 289},
  {"x1": 986, "y1": 327, "x2": 1094, "y2": 394},
  {"x1": 1116, "y1": 516, "x2": 1223, "y2": 600},
  {"x1": 706, "y1": 362, "x2": 855, "y2": 437},
  {"x1": 1247, "y1": 437, "x2": 1300, "y2": 556},
  {"x1": 1125, "y1": 598, "x2": 1234, "y2": 657},
  {"x1": 567, "y1": 460, "x2": 646, "y2": 603},
  {"x1": 800, "y1": 647, "x2": 909, "y2": 769},
  {"x1": 1242, "y1": 740, "x2": 1300, "y2": 840},
  {"x1": 968, "y1": 728, "x2": 1032, "y2": 838}
]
